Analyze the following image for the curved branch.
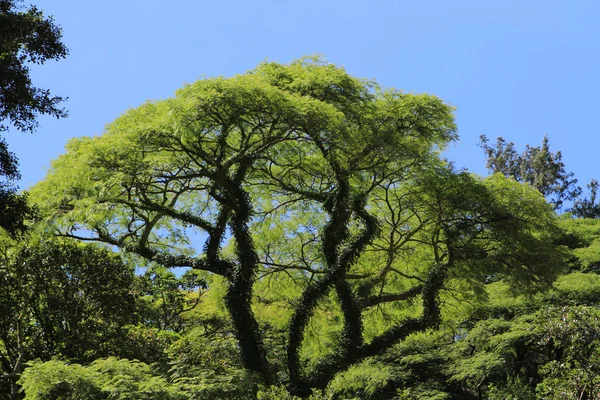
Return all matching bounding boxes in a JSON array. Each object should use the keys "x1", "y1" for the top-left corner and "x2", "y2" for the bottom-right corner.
[{"x1": 358, "y1": 285, "x2": 423, "y2": 309}]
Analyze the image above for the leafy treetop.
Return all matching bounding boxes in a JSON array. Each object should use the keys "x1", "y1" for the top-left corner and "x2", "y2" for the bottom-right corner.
[
  {"x1": 479, "y1": 134, "x2": 580, "y2": 210},
  {"x1": 31, "y1": 57, "x2": 565, "y2": 397}
]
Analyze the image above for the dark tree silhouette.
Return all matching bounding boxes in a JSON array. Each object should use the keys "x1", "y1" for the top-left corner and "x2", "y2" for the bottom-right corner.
[
  {"x1": 0, "y1": 0, "x2": 68, "y2": 236},
  {"x1": 479, "y1": 134, "x2": 580, "y2": 210}
]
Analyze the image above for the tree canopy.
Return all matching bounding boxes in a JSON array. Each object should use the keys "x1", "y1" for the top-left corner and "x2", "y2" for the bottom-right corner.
[
  {"x1": 0, "y1": 0, "x2": 68, "y2": 237},
  {"x1": 29, "y1": 57, "x2": 567, "y2": 397},
  {"x1": 479, "y1": 134, "x2": 580, "y2": 210},
  {"x1": 0, "y1": 0, "x2": 68, "y2": 133}
]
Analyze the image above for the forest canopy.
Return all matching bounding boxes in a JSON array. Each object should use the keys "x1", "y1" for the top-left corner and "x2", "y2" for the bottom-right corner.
[
  {"x1": 2, "y1": 57, "x2": 584, "y2": 399},
  {"x1": 0, "y1": 39, "x2": 597, "y2": 398}
]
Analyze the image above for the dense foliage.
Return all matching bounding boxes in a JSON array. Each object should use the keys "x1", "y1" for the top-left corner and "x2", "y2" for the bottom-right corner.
[
  {"x1": 2, "y1": 57, "x2": 600, "y2": 399},
  {"x1": 479, "y1": 134, "x2": 580, "y2": 210},
  {"x1": 0, "y1": 0, "x2": 68, "y2": 133},
  {"x1": 0, "y1": 0, "x2": 67, "y2": 237}
]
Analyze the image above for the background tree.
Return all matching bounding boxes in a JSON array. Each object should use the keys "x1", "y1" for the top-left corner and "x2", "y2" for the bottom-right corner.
[
  {"x1": 0, "y1": 235, "x2": 137, "y2": 398},
  {"x1": 479, "y1": 134, "x2": 580, "y2": 210},
  {"x1": 0, "y1": 139, "x2": 31, "y2": 235},
  {"x1": 136, "y1": 265, "x2": 208, "y2": 332},
  {"x1": 572, "y1": 179, "x2": 600, "y2": 218},
  {"x1": 0, "y1": 0, "x2": 68, "y2": 236},
  {"x1": 537, "y1": 306, "x2": 600, "y2": 399},
  {"x1": 0, "y1": 0, "x2": 68, "y2": 133}
]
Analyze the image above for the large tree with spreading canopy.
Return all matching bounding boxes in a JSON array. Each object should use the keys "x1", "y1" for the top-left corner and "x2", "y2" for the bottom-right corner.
[{"x1": 32, "y1": 57, "x2": 564, "y2": 396}]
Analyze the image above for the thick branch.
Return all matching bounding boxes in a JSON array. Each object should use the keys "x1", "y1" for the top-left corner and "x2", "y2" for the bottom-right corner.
[
  {"x1": 307, "y1": 262, "x2": 448, "y2": 391},
  {"x1": 62, "y1": 230, "x2": 233, "y2": 277},
  {"x1": 218, "y1": 160, "x2": 272, "y2": 382},
  {"x1": 111, "y1": 198, "x2": 216, "y2": 233},
  {"x1": 358, "y1": 285, "x2": 423, "y2": 309},
  {"x1": 287, "y1": 168, "x2": 352, "y2": 394}
]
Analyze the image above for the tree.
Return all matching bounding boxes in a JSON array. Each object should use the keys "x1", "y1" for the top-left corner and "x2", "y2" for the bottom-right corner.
[
  {"x1": 136, "y1": 266, "x2": 208, "y2": 332},
  {"x1": 0, "y1": 139, "x2": 31, "y2": 235},
  {"x1": 0, "y1": 0, "x2": 68, "y2": 236},
  {"x1": 19, "y1": 358, "x2": 185, "y2": 400},
  {"x1": 537, "y1": 306, "x2": 600, "y2": 399},
  {"x1": 32, "y1": 57, "x2": 565, "y2": 397},
  {"x1": 0, "y1": 0, "x2": 68, "y2": 133},
  {"x1": 0, "y1": 235, "x2": 137, "y2": 398},
  {"x1": 479, "y1": 134, "x2": 580, "y2": 210},
  {"x1": 572, "y1": 179, "x2": 600, "y2": 219}
]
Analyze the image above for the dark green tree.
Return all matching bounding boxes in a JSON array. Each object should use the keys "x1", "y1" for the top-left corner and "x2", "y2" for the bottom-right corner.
[
  {"x1": 0, "y1": 236, "x2": 137, "y2": 398},
  {"x1": 479, "y1": 134, "x2": 580, "y2": 210},
  {"x1": 0, "y1": 0, "x2": 68, "y2": 236},
  {"x1": 537, "y1": 306, "x2": 600, "y2": 399},
  {"x1": 0, "y1": 139, "x2": 31, "y2": 235},
  {"x1": 136, "y1": 266, "x2": 208, "y2": 332},
  {"x1": 572, "y1": 179, "x2": 600, "y2": 219},
  {"x1": 0, "y1": 0, "x2": 68, "y2": 133}
]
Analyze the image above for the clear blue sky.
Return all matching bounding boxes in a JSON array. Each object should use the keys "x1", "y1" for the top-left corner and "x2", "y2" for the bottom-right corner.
[{"x1": 7, "y1": 0, "x2": 600, "y2": 192}]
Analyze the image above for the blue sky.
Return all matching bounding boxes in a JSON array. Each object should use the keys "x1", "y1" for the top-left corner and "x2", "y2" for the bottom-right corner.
[{"x1": 7, "y1": 0, "x2": 600, "y2": 192}]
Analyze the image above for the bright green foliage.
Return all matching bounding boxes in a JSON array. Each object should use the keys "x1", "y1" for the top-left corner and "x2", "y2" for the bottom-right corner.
[
  {"x1": 557, "y1": 217, "x2": 600, "y2": 272},
  {"x1": 328, "y1": 360, "x2": 398, "y2": 399},
  {"x1": 448, "y1": 316, "x2": 540, "y2": 393},
  {"x1": 20, "y1": 357, "x2": 339, "y2": 400},
  {"x1": 256, "y1": 385, "x2": 332, "y2": 400},
  {"x1": 27, "y1": 57, "x2": 571, "y2": 397},
  {"x1": 430, "y1": 270, "x2": 600, "y2": 398},
  {"x1": 548, "y1": 272, "x2": 600, "y2": 304},
  {"x1": 18, "y1": 360, "x2": 103, "y2": 400},
  {"x1": 19, "y1": 358, "x2": 184, "y2": 400},
  {"x1": 3, "y1": 66, "x2": 596, "y2": 399},
  {"x1": 89, "y1": 358, "x2": 185, "y2": 400},
  {"x1": 174, "y1": 369, "x2": 261, "y2": 400},
  {"x1": 397, "y1": 387, "x2": 450, "y2": 400}
]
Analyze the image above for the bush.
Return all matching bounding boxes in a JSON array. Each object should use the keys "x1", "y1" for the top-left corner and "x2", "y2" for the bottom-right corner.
[{"x1": 19, "y1": 358, "x2": 184, "y2": 400}]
